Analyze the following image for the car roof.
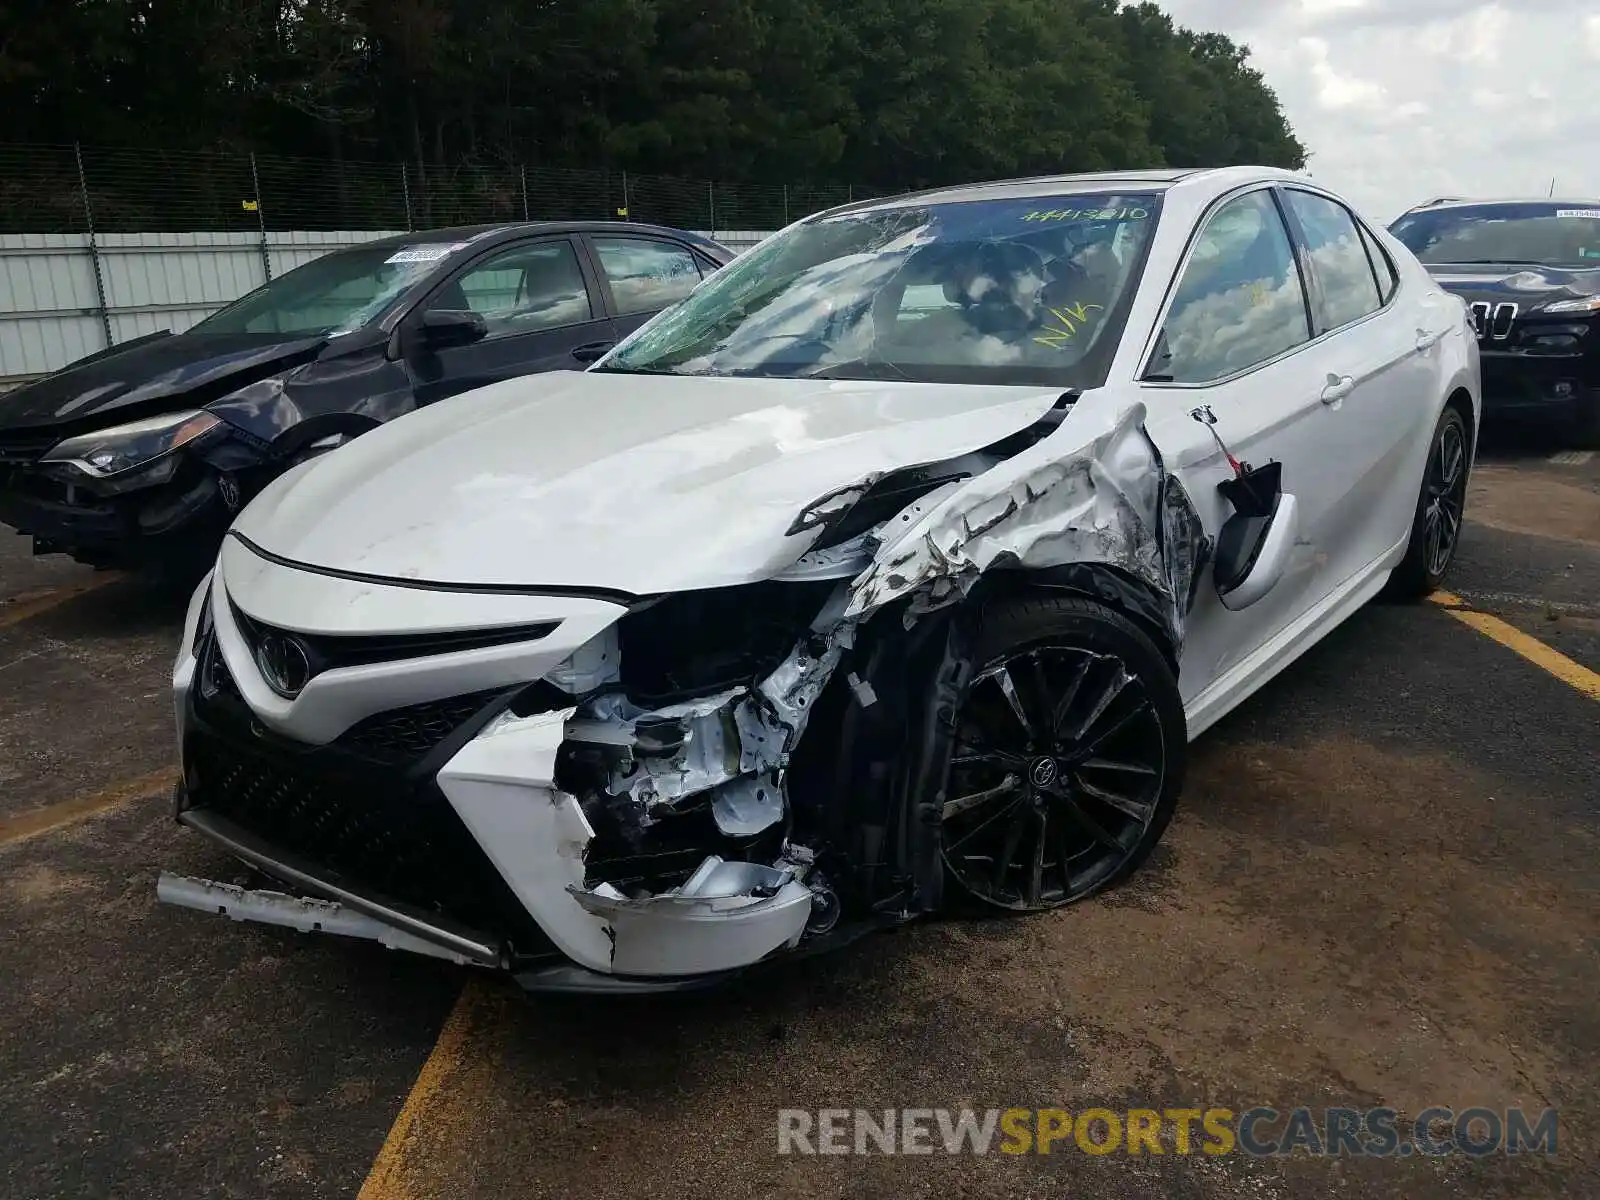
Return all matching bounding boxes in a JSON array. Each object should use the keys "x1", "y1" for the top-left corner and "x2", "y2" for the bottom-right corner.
[
  {"x1": 818, "y1": 167, "x2": 1306, "y2": 218},
  {"x1": 1400, "y1": 197, "x2": 1600, "y2": 215},
  {"x1": 355, "y1": 221, "x2": 730, "y2": 253}
]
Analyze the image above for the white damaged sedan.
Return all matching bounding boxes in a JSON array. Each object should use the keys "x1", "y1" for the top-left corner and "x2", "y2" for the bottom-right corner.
[{"x1": 160, "y1": 167, "x2": 1479, "y2": 992}]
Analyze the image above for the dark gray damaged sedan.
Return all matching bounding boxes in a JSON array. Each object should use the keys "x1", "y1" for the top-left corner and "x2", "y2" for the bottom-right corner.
[{"x1": 0, "y1": 221, "x2": 733, "y2": 577}]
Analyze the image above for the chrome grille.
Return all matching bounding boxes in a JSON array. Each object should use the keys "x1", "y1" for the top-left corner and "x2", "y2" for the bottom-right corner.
[
  {"x1": 1469, "y1": 300, "x2": 1518, "y2": 341},
  {"x1": 1490, "y1": 301, "x2": 1518, "y2": 340}
]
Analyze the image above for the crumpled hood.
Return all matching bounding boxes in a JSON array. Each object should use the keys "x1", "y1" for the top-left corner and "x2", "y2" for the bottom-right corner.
[
  {"x1": 1424, "y1": 262, "x2": 1600, "y2": 312},
  {"x1": 0, "y1": 329, "x2": 328, "y2": 434},
  {"x1": 231, "y1": 369, "x2": 1069, "y2": 596}
]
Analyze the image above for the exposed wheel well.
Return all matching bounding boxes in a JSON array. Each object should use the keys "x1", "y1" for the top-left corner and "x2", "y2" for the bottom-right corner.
[{"x1": 968, "y1": 568, "x2": 1182, "y2": 679}]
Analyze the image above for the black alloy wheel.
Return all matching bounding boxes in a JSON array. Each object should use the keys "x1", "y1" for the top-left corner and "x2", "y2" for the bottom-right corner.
[
  {"x1": 1422, "y1": 415, "x2": 1468, "y2": 579},
  {"x1": 940, "y1": 595, "x2": 1186, "y2": 913},
  {"x1": 1387, "y1": 404, "x2": 1470, "y2": 599}
]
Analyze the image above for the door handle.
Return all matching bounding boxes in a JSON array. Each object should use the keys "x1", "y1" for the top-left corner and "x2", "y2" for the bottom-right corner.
[
  {"x1": 1320, "y1": 373, "x2": 1355, "y2": 406},
  {"x1": 1414, "y1": 327, "x2": 1440, "y2": 353},
  {"x1": 571, "y1": 341, "x2": 615, "y2": 363}
]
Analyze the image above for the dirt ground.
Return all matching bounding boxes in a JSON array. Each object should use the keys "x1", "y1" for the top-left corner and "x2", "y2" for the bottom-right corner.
[{"x1": 0, "y1": 438, "x2": 1596, "y2": 1200}]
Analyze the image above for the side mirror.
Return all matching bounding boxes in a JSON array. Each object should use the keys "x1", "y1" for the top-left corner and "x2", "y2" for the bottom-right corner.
[
  {"x1": 1215, "y1": 491, "x2": 1298, "y2": 611},
  {"x1": 415, "y1": 308, "x2": 488, "y2": 350}
]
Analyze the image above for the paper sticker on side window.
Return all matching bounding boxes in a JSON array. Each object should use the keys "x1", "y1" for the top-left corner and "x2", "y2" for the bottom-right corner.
[
  {"x1": 1555, "y1": 210, "x2": 1600, "y2": 220},
  {"x1": 384, "y1": 244, "x2": 466, "y2": 264}
]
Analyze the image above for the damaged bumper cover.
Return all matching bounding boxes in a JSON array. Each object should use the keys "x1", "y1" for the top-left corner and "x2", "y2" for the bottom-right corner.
[{"x1": 434, "y1": 705, "x2": 825, "y2": 981}]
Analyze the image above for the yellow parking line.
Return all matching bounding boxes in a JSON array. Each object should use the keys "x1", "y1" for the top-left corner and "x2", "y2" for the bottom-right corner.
[
  {"x1": 0, "y1": 573, "x2": 126, "y2": 629},
  {"x1": 358, "y1": 978, "x2": 496, "y2": 1200},
  {"x1": 0, "y1": 768, "x2": 174, "y2": 847},
  {"x1": 1430, "y1": 592, "x2": 1600, "y2": 702}
]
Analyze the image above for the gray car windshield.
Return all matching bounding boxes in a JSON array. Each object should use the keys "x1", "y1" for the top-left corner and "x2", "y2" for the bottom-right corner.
[
  {"x1": 192, "y1": 243, "x2": 451, "y2": 337},
  {"x1": 596, "y1": 193, "x2": 1162, "y2": 386},
  {"x1": 1390, "y1": 203, "x2": 1600, "y2": 269}
]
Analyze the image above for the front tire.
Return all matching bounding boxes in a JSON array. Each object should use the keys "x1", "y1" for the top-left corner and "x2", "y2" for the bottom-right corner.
[
  {"x1": 938, "y1": 594, "x2": 1186, "y2": 914},
  {"x1": 1386, "y1": 404, "x2": 1469, "y2": 601}
]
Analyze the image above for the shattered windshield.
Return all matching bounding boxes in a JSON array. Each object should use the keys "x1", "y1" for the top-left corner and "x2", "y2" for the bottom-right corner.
[
  {"x1": 192, "y1": 243, "x2": 451, "y2": 337},
  {"x1": 596, "y1": 192, "x2": 1162, "y2": 387},
  {"x1": 1389, "y1": 203, "x2": 1600, "y2": 269}
]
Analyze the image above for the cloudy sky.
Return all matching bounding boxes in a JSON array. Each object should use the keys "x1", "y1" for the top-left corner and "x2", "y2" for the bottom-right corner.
[{"x1": 1160, "y1": 0, "x2": 1600, "y2": 223}]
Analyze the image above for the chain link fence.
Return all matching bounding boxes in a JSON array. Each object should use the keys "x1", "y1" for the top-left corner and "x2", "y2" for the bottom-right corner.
[{"x1": 0, "y1": 143, "x2": 875, "y2": 235}]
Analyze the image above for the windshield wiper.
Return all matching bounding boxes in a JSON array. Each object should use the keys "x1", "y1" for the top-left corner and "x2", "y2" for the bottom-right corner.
[
  {"x1": 589, "y1": 363, "x2": 702, "y2": 376},
  {"x1": 801, "y1": 357, "x2": 914, "y2": 383}
]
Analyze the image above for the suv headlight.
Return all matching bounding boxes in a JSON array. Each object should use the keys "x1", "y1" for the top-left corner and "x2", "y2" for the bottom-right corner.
[
  {"x1": 41, "y1": 410, "x2": 222, "y2": 481},
  {"x1": 1541, "y1": 295, "x2": 1600, "y2": 315}
]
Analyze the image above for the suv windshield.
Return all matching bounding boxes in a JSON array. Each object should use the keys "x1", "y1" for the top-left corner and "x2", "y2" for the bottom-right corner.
[
  {"x1": 597, "y1": 192, "x2": 1162, "y2": 387},
  {"x1": 192, "y1": 243, "x2": 453, "y2": 337},
  {"x1": 1389, "y1": 203, "x2": 1600, "y2": 269}
]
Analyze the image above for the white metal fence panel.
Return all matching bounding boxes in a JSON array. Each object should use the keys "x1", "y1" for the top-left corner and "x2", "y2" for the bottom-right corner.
[
  {"x1": 0, "y1": 226, "x2": 769, "y2": 389},
  {"x1": 0, "y1": 233, "x2": 105, "y2": 385}
]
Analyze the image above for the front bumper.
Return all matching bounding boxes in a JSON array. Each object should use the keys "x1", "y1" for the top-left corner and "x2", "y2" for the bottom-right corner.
[
  {"x1": 164, "y1": 565, "x2": 819, "y2": 992},
  {"x1": 0, "y1": 463, "x2": 231, "y2": 568},
  {"x1": 1478, "y1": 350, "x2": 1597, "y2": 418}
]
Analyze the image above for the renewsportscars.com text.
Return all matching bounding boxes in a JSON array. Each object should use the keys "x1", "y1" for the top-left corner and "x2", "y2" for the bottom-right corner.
[{"x1": 777, "y1": 1106, "x2": 1558, "y2": 1158}]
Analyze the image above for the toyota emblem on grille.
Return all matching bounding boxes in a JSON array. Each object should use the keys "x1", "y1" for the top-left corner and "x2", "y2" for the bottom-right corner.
[{"x1": 255, "y1": 632, "x2": 312, "y2": 698}]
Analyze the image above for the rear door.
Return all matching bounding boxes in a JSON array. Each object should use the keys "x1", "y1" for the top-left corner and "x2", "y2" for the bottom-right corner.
[
  {"x1": 1135, "y1": 186, "x2": 1357, "y2": 718},
  {"x1": 1277, "y1": 186, "x2": 1440, "y2": 583},
  {"x1": 583, "y1": 233, "x2": 712, "y2": 341},
  {"x1": 404, "y1": 235, "x2": 616, "y2": 406}
]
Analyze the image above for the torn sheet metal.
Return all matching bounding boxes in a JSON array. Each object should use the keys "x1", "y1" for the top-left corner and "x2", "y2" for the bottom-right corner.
[
  {"x1": 545, "y1": 623, "x2": 621, "y2": 693},
  {"x1": 772, "y1": 530, "x2": 878, "y2": 581},
  {"x1": 566, "y1": 582, "x2": 857, "y2": 838},
  {"x1": 568, "y1": 686, "x2": 749, "y2": 808},
  {"x1": 710, "y1": 772, "x2": 787, "y2": 837},
  {"x1": 843, "y1": 401, "x2": 1206, "y2": 650}
]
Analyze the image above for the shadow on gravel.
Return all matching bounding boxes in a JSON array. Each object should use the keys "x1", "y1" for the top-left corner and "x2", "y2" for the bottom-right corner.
[
  {"x1": 20, "y1": 573, "x2": 191, "y2": 640},
  {"x1": 1473, "y1": 419, "x2": 1583, "y2": 464}
]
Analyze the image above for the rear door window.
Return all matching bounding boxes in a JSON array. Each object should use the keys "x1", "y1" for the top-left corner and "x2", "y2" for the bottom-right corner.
[
  {"x1": 592, "y1": 237, "x2": 704, "y2": 316},
  {"x1": 1358, "y1": 223, "x2": 1399, "y2": 303},
  {"x1": 1283, "y1": 189, "x2": 1383, "y2": 330}
]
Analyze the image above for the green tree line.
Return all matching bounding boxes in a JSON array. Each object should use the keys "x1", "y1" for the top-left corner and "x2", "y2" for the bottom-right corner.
[{"x1": 0, "y1": 0, "x2": 1305, "y2": 187}]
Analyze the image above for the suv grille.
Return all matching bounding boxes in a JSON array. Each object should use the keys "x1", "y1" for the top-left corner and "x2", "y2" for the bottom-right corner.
[
  {"x1": 1469, "y1": 300, "x2": 1519, "y2": 341},
  {"x1": 0, "y1": 434, "x2": 57, "y2": 466}
]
